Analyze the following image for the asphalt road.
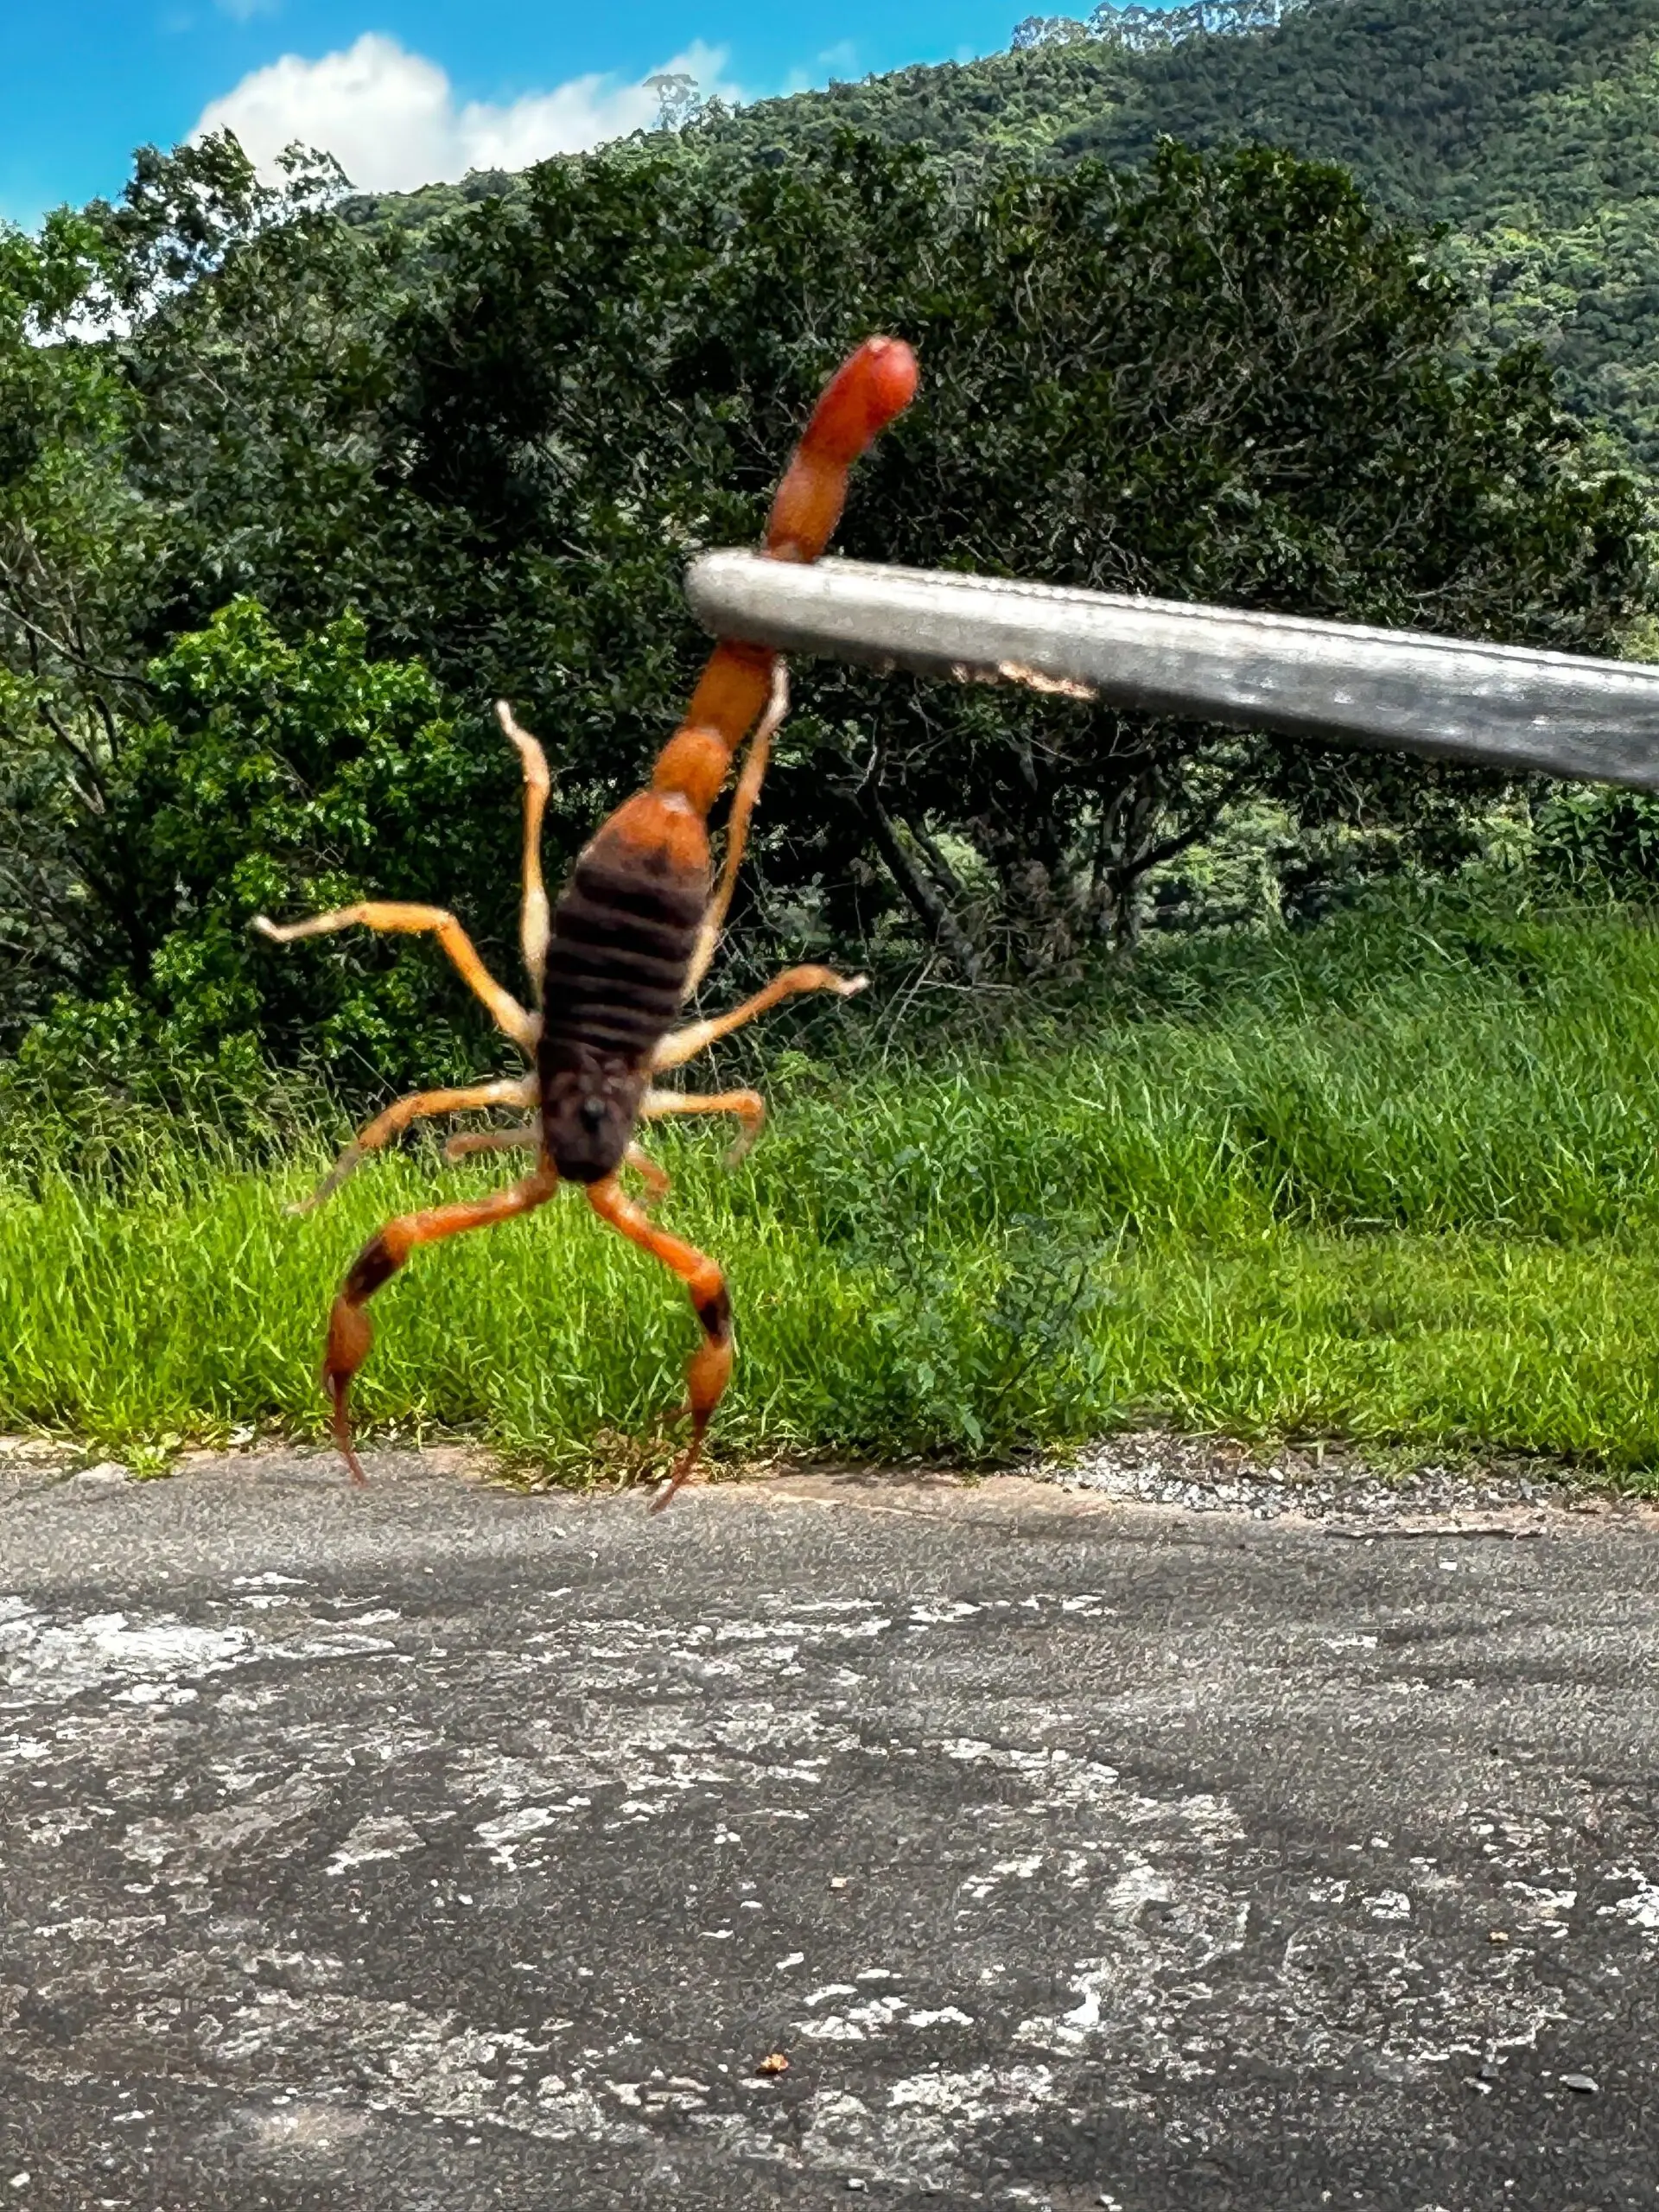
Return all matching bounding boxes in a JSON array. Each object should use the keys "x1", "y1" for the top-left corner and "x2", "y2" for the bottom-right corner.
[{"x1": 3, "y1": 1449, "x2": 1658, "y2": 2210}]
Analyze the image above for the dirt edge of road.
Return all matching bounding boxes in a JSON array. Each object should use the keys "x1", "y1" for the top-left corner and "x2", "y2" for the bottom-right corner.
[{"x1": 6, "y1": 1424, "x2": 1657, "y2": 1538}]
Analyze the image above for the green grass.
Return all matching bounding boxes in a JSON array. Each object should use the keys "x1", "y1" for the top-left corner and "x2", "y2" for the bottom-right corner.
[{"x1": 6, "y1": 887, "x2": 1659, "y2": 1483}]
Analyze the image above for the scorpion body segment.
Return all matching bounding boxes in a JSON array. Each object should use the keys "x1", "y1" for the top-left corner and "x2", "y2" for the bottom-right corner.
[
  {"x1": 536, "y1": 808, "x2": 711, "y2": 1184},
  {"x1": 257, "y1": 335, "x2": 919, "y2": 1505}
]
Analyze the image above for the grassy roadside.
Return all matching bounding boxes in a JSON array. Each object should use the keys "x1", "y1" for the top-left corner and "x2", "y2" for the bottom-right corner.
[{"x1": 4, "y1": 887, "x2": 1659, "y2": 1483}]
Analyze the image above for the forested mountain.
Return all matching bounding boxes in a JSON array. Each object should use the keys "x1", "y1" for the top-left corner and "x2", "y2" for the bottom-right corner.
[
  {"x1": 662, "y1": 0, "x2": 1659, "y2": 471},
  {"x1": 372, "y1": 0, "x2": 1659, "y2": 468},
  {"x1": 690, "y1": 36, "x2": 1132, "y2": 162},
  {"x1": 1071, "y1": 0, "x2": 1659, "y2": 471},
  {"x1": 1074, "y1": 0, "x2": 1659, "y2": 220}
]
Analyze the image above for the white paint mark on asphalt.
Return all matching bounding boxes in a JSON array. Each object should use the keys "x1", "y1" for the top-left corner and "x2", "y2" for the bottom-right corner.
[
  {"x1": 795, "y1": 2064, "x2": 1062, "y2": 2188},
  {"x1": 326, "y1": 1815, "x2": 426, "y2": 1876},
  {"x1": 31, "y1": 1913, "x2": 166, "y2": 1944},
  {"x1": 1599, "y1": 1870, "x2": 1659, "y2": 1937},
  {"x1": 244, "y1": 2101, "x2": 371, "y2": 2154},
  {"x1": 1, "y1": 1608, "x2": 251, "y2": 1704}
]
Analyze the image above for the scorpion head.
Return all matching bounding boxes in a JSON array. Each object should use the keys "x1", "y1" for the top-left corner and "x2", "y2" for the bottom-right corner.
[{"x1": 538, "y1": 1039, "x2": 648, "y2": 1184}]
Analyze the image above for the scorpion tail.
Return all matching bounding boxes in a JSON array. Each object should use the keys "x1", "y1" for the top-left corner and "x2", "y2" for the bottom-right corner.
[
  {"x1": 658, "y1": 338, "x2": 920, "y2": 802},
  {"x1": 764, "y1": 335, "x2": 921, "y2": 565}
]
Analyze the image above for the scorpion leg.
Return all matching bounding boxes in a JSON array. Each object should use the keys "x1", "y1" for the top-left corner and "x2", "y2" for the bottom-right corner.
[
  {"x1": 640, "y1": 1085, "x2": 766, "y2": 1162},
  {"x1": 253, "y1": 903, "x2": 537, "y2": 1052},
  {"x1": 495, "y1": 702, "x2": 552, "y2": 1002},
  {"x1": 445, "y1": 1123, "x2": 539, "y2": 1164},
  {"x1": 587, "y1": 1174, "x2": 731, "y2": 1511},
  {"x1": 683, "y1": 663, "x2": 790, "y2": 996},
  {"x1": 296, "y1": 1076, "x2": 537, "y2": 1213},
  {"x1": 652, "y1": 964, "x2": 867, "y2": 1072},
  {"x1": 445, "y1": 1128, "x2": 668, "y2": 1208},
  {"x1": 324, "y1": 1165, "x2": 557, "y2": 1484},
  {"x1": 625, "y1": 1142, "x2": 672, "y2": 1207}
]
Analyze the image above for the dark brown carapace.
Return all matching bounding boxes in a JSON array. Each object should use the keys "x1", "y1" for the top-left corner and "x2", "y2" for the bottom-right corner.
[{"x1": 256, "y1": 337, "x2": 919, "y2": 1509}]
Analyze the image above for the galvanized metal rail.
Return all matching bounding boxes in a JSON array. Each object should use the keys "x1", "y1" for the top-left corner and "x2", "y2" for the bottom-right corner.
[{"x1": 686, "y1": 550, "x2": 1659, "y2": 793}]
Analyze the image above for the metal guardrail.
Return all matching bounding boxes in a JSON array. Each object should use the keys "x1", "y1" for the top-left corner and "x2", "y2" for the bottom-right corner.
[{"x1": 686, "y1": 550, "x2": 1659, "y2": 793}]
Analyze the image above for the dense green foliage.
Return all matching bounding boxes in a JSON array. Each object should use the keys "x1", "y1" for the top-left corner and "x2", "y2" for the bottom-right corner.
[
  {"x1": 1070, "y1": 0, "x2": 1659, "y2": 217},
  {"x1": 690, "y1": 36, "x2": 1134, "y2": 165},
  {"x1": 3, "y1": 131, "x2": 1643, "y2": 1089},
  {"x1": 51, "y1": 604, "x2": 505, "y2": 1090},
  {"x1": 365, "y1": 0, "x2": 1659, "y2": 471},
  {"x1": 7, "y1": 889, "x2": 1659, "y2": 1478},
  {"x1": 7, "y1": 39, "x2": 1659, "y2": 1480},
  {"x1": 1067, "y1": 0, "x2": 1659, "y2": 469},
  {"x1": 630, "y1": 0, "x2": 1659, "y2": 473}
]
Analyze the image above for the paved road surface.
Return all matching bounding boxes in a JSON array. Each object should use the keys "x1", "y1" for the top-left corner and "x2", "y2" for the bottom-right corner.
[{"x1": 3, "y1": 1450, "x2": 1658, "y2": 2209}]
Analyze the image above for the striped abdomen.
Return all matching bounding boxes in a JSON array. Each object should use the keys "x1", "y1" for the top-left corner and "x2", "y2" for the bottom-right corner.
[{"x1": 537, "y1": 806, "x2": 709, "y2": 1181}]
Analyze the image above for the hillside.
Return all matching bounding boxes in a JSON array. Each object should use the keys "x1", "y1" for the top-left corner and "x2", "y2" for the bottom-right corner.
[
  {"x1": 689, "y1": 35, "x2": 1131, "y2": 163},
  {"x1": 1075, "y1": 0, "x2": 1659, "y2": 225},
  {"x1": 1075, "y1": 0, "x2": 1659, "y2": 469},
  {"x1": 363, "y1": 0, "x2": 1659, "y2": 479},
  {"x1": 678, "y1": 0, "x2": 1659, "y2": 473}
]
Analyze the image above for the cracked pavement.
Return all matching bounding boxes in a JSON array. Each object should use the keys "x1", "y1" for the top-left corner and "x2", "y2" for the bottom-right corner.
[{"x1": 2, "y1": 1449, "x2": 1657, "y2": 2208}]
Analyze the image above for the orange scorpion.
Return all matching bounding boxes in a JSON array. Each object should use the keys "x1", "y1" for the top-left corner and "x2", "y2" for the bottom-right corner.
[{"x1": 256, "y1": 336, "x2": 919, "y2": 1508}]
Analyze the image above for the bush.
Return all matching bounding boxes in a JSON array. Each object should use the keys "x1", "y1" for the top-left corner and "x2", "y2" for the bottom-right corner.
[
  {"x1": 1532, "y1": 783, "x2": 1659, "y2": 902},
  {"x1": 28, "y1": 599, "x2": 525, "y2": 1095}
]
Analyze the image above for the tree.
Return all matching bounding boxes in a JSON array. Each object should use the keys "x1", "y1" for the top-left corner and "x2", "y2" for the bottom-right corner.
[
  {"x1": 28, "y1": 600, "x2": 511, "y2": 1093},
  {"x1": 4, "y1": 130, "x2": 1647, "y2": 1085},
  {"x1": 0, "y1": 199, "x2": 152, "y2": 1041},
  {"x1": 386, "y1": 135, "x2": 1648, "y2": 971},
  {"x1": 646, "y1": 73, "x2": 706, "y2": 133},
  {"x1": 0, "y1": 137, "x2": 400, "y2": 1049}
]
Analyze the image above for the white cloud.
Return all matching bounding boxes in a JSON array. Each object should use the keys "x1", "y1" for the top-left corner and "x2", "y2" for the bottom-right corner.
[{"x1": 193, "y1": 32, "x2": 739, "y2": 193}]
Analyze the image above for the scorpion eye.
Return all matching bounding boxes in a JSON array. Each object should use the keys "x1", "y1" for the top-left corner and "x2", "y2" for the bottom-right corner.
[{"x1": 578, "y1": 1097, "x2": 607, "y2": 1133}]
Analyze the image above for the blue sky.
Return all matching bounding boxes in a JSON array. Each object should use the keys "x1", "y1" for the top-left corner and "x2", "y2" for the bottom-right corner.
[{"x1": 2, "y1": 0, "x2": 1061, "y2": 228}]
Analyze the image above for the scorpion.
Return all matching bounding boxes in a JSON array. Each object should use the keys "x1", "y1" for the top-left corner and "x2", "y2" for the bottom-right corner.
[{"x1": 256, "y1": 336, "x2": 919, "y2": 1509}]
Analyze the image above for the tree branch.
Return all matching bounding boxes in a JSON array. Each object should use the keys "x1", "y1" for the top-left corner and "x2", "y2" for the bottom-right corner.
[
  {"x1": 0, "y1": 588, "x2": 153, "y2": 693},
  {"x1": 1135, "y1": 766, "x2": 1255, "y2": 874},
  {"x1": 37, "y1": 703, "x2": 109, "y2": 813},
  {"x1": 866, "y1": 793, "x2": 985, "y2": 983},
  {"x1": 905, "y1": 813, "x2": 970, "y2": 907}
]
